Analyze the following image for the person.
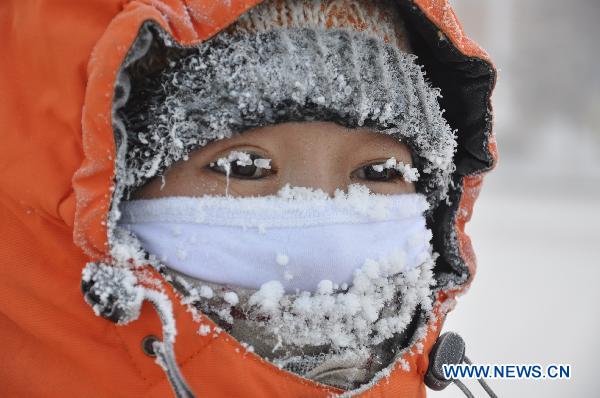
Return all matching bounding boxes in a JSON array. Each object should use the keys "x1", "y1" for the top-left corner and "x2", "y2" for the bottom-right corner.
[{"x1": 0, "y1": 0, "x2": 497, "y2": 397}]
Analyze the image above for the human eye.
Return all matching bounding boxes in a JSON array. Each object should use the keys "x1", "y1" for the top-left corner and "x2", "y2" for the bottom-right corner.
[
  {"x1": 350, "y1": 158, "x2": 419, "y2": 183},
  {"x1": 351, "y1": 162, "x2": 403, "y2": 182},
  {"x1": 208, "y1": 150, "x2": 273, "y2": 180}
]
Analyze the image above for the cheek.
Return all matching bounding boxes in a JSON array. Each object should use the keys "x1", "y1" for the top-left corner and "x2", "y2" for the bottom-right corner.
[
  {"x1": 190, "y1": 177, "x2": 222, "y2": 195},
  {"x1": 179, "y1": 168, "x2": 225, "y2": 196},
  {"x1": 227, "y1": 177, "x2": 283, "y2": 197}
]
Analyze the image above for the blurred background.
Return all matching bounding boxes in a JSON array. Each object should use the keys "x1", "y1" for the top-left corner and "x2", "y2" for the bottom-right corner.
[{"x1": 435, "y1": 1, "x2": 600, "y2": 397}]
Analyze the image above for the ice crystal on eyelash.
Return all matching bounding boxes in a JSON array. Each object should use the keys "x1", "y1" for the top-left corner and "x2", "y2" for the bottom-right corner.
[
  {"x1": 215, "y1": 150, "x2": 253, "y2": 169},
  {"x1": 371, "y1": 157, "x2": 420, "y2": 183},
  {"x1": 253, "y1": 158, "x2": 272, "y2": 169},
  {"x1": 214, "y1": 151, "x2": 253, "y2": 196},
  {"x1": 213, "y1": 150, "x2": 273, "y2": 196}
]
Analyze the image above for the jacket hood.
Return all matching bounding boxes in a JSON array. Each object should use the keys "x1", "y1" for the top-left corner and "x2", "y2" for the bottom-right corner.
[
  {"x1": 74, "y1": 0, "x2": 497, "y2": 290},
  {"x1": 1, "y1": 1, "x2": 496, "y2": 397}
]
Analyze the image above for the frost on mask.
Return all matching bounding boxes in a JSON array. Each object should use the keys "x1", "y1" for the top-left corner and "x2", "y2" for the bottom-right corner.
[
  {"x1": 118, "y1": 184, "x2": 438, "y2": 390},
  {"x1": 119, "y1": 184, "x2": 433, "y2": 291}
]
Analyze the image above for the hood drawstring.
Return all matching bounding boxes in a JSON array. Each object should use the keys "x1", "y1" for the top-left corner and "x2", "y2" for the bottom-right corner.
[
  {"x1": 425, "y1": 332, "x2": 498, "y2": 398},
  {"x1": 462, "y1": 356, "x2": 498, "y2": 398},
  {"x1": 147, "y1": 294, "x2": 197, "y2": 398},
  {"x1": 81, "y1": 262, "x2": 196, "y2": 398}
]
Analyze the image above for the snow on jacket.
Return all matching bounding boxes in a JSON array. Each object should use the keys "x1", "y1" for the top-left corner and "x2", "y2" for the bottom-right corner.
[{"x1": 0, "y1": 1, "x2": 496, "y2": 397}]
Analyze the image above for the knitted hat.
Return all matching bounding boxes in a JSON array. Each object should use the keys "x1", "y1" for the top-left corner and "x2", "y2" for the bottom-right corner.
[
  {"x1": 232, "y1": 0, "x2": 412, "y2": 52},
  {"x1": 120, "y1": 0, "x2": 456, "y2": 207}
]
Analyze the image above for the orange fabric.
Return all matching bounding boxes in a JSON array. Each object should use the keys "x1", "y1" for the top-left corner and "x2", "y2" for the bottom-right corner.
[{"x1": 0, "y1": 1, "x2": 495, "y2": 397}]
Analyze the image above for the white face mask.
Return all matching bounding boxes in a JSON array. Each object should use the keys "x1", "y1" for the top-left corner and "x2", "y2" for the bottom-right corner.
[{"x1": 118, "y1": 185, "x2": 432, "y2": 293}]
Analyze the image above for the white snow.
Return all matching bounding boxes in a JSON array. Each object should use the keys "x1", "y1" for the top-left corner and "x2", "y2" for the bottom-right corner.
[
  {"x1": 217, "y1": 150, "x2": 253, "y2": 167},
  {"x1": 283, "y1": 271, "x2": 294, "y2": 281},
  {"x1": 248, "y1": 280, "x2": 285, "y2": 312},
  {"x1": 253, "y1": 157, "x2": 272, "y2": 169},
  {"x1": 242, "y1": 249, "x2": 435, "y2": 350},
  {"x1": 199, "y1": 285, "x2": 214, "y2": 299},
  {"x1": 276, "y1": 253, "x2": 289, "y2": 266},
  {"x1": 372, "y1": 157, "x2": 420, "y2": 183},
  {"x1": 119, "y1": 184, "x2": 430, "y2": 228},
  {"x1": 143, "y1": 288, "x2": 177, "y2": 343},
  {"x1": 210, "y1": 151, "x2": 272, "y2": 196},
  {"x1": 317, "y1": 280, "x2": 334, "y2": 295},
  {"x1": 223, "y1": 291, "x2": 240, "y2": 306},
  {"x1": 198, "y1": 324, "x2": 211, "y2": 336}
]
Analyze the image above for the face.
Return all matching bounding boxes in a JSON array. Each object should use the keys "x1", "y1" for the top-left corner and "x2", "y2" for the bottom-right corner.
[{"x1": 133, "y1": 121, "x2": 416, "y2": 199}]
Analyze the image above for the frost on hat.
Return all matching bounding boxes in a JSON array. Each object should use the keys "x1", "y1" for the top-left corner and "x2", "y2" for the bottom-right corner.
[
  {"x1": 117, "y1": 0, "x2": 456, "y2": 208},
  {"x1": 233, "y1": 0, "x2": 412, "y2": 53}
]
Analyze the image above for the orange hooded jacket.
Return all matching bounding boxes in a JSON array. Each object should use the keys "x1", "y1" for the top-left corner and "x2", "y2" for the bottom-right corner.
[{"x1": 0, "y1": 1, "x2": 496, "y2": 397}]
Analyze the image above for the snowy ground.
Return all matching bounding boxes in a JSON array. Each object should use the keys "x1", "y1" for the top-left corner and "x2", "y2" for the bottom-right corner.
[{"x1": 432, "y1": 162, "x2": 600, "y2": 397}]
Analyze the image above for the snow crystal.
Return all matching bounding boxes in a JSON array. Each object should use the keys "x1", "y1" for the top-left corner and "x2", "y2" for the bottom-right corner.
[
  {"x1": 253, "y1": 157, "x2": 272, "y2": 169},
  {"x1": 276, "y1": 253, "x2": 289, "y2": 266},
  {"x1": 317, "y1": 280, "x2": 334, "y2": 295},
  {"x1": 248, "y1": 280, "x2": 285, "y2": 312},
  {"x1": 240, "y1": 249, "x2": 435, "y2": 350},
  {"x1": 198, "y1": 324, "x2": 211, "y2": 336},
  {"x1": 211, "y1": 150, "x2": 272, "y2": 196},
  {"x1": 119, "y1": 184, "x2": 430, "y2": 228},
  {"x1": 81, "y1": 262, "x2": 144, "y2": 324},
  {"x1": 240, "y1": 342, "x2": 255, "y2": 353},
  {"x1": 277, "y1": 184, "x2": 330, "y2": 201},
  {"x1": 371, "y1": 157, "x2": 420, "y2": 183},
  {"x1": 399, "y1": 358, "x2": 410, "y2": 371},
  {"x1": 109, "y1": 227, "x2": 147, "y2": 266},
  {"x1": 82, "y1": 263, "x2": 177, "y2": 344},
  {"x1": 216, "y1": 150, "x2": 253, "y2": 168},
  {"x1": 143, "y1": 288, "x2": 177, "y2": 343},
  {"x1": 283, "y1": 271, "x2": 294, "y2": 281},
  {"x1": 223, "y1": 291, "x2": 239, "y2": 306},
  {"x1": 199, "y1": 285, "x2": 214, "y2": 299}
]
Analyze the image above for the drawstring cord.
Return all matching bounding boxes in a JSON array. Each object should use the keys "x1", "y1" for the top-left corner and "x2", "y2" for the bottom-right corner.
[
  {"x1": 152, "y1": 338, "x2": 196, "y2": 398},
  {"x1": 463, "y1": 356, "x2": 498, "y2": 398},
  {"x1": 145, "y1": 294, "x2": 197, "y2": 398},
  {"x1": 81, "y1": 262, "x2": 196, "y2": 398},
  {"x1": 451, "y1": 356, "x2": 498, "y2": 398},
  {"x1": 453, "y1": 379, "x2": 475, "y2": 398},
  {"x1": 424, "y1": 331, "x2": 499, "y2": 398}
]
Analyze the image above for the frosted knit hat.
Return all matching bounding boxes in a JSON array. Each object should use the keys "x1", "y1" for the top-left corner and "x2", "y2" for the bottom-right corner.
[
  {"x1": 120, "y1": 0, "x2": 456, "y2": 206},
  {"x1": 232, "y1": 0, "x2": 412, "y2": 52}
]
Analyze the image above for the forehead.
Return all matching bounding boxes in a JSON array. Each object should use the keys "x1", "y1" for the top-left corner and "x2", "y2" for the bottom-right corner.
[{"x1": 207, "y1": 121, "x2": 412, "y2": 155}]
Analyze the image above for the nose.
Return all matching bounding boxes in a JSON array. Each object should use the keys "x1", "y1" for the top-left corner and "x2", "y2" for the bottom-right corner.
[{"x1": 277, "y1": 148, "x2": 347, "y2": 196}]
